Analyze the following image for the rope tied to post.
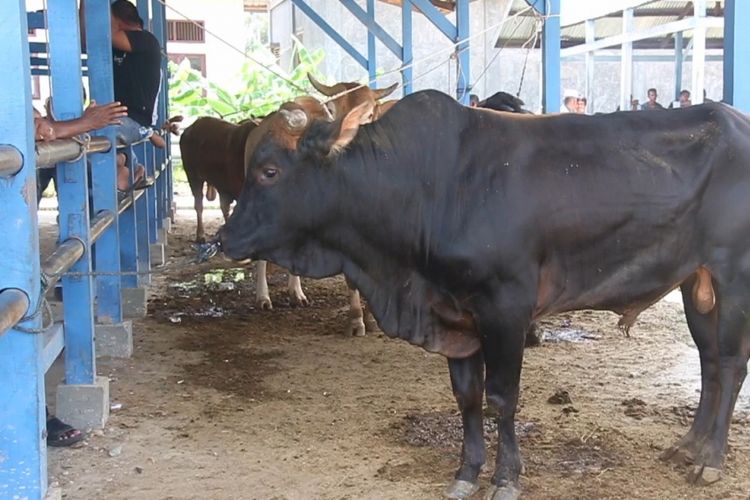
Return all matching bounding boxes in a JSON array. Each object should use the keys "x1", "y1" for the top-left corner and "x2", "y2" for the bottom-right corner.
[
  {"x1": 15, "y1": 285, "x2": 54, "y2": 334},
  {"x1": 65, "y1": 133, "x2": 92, "y2": 164}
]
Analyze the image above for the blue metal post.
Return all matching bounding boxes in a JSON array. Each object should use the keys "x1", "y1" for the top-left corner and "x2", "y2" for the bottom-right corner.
[
  {"x1": 120, "y1": 146, "x2": 139, "y2": 289},
  {"x1": 151, "y1": 0, "x2": 169, "y2": 233},
  {"x1": 455, "y1": 0, "x2": 470, "y2": 104},
  {"x1": 0, "y1": 2, "x2": 46, "y2": 498},
  {"x1": 134, "y1": 142, "x2": 152, "y2": 285},
  {"x1": 539, "y1": 0, "x2": 561, "y2": 113},
  {"x1": 723, "y1": 0, "x2": 750, "y2": 111},
  {"x1": 291, "y1": 0, "x2": 368, "y2": 69},
  {"x1": 402, "y1": 1, "x2": 413, "y2": 95},
  {"x1": 367, "y1": 0, "x2": 376, "y2": 85},
  {"x1": 47, "y1": 0, "x2": 97, "y2": 385},
  {"x1": 84, "y1": 0, "x2": 123, "y2": 325},
  {"x1": 146, "y1": 143, "x2": 158, "y2": 244},
  {"x1": 136, "y1": 0, "x2": 151, "y2": 31}
]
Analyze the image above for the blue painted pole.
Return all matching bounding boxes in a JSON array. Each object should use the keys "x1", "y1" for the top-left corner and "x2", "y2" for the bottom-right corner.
[
  {"x1": 367, "y1": 0, "x2": 376, "y2": 86},
  {"x1": 47, "y1": 0, "x2": 97, "y2": 385},
  {"x1": 84, "y1": 0, "x2": 123, "y2": 325},
  {"x1": 137, "y1": 0, "x2": 151, "y2": 31},
  {"x1": 401, "y1": 1, "x2": 413, "y2": 95},
  {"x1": 291, "y1": 0, "x2": 368, "y2": 69},
  {"x1": 151, "y1": 0, "x2": 169, "y2": 232},
  {"x1": 0, "y1": 3, "x2": 46, "y2": 498},
  {"x1": 134, "y1": 142, "x2": 152, "y2": 286},
  {"x1": 723, "y1": 0, "x2": 750, "y2": 111},
  {"x1": 120, "y1": 146, "x2": 139, "y2": 289},
  {"x1": 455, "y1": 0, "x2": 470, "y2": 104},
  {"x1": 541, "y1": 0, "x2": 561, "y2": 113},
  {"x1": 144, "y1": 144, "x2": 158, "y2": 244}
]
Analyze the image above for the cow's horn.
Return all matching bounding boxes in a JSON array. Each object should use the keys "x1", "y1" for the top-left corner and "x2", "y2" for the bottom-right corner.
[
  {"x1": 280, "y1": 109, "x2": 308, "y2": 131},
  {"x1": 374, "y1": 82, "x2": 399, "y2": 100},
  {"x1": 308, "y1": 73, "x2": 337, "y2": 96}
]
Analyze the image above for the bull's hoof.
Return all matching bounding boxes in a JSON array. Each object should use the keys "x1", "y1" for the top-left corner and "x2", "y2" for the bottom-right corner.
[
  {"x1": 349, "y1": 319, "x2": 366, "y2": 337},
  {"x1": 289, "y1": 293, "x2": 309, "y2": 307},
  {"x1": 443, "y1": 479, "x2": 479, "y2": 499},
  {"x1": 257, "y1": 297, "x2": 273, "y2": 310},
  {"x1": 364, "y1": 316, "x2": 381, "y2": 333},
  {"x1": 525, "y1": 323, "x2": 542, "y2": 347},
  {"x1": 688, "y1": 465, "x2": 722, "y2": 485},
  {"x1": 484, "y1": 483, "x2": 521, "y2": 500},
  {"x1": 660, "y1": 444, "x2": 696, "y2": 466}
]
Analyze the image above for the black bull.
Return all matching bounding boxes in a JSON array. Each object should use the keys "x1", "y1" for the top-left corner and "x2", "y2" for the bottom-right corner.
[{"x1": 220, "y1": 90, "x2": 750, "y2": 498}]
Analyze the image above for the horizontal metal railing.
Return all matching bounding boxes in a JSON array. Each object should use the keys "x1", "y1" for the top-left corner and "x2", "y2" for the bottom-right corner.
[
  {"x1": 36, "y1": 135, "x2": 110, "y2": 169},
  {"x1": 0, "y1": 146, "x2": 23, "y2": 177},
  {"x1": 0, "y1": 289, "x2": 31, "y2": 337}
]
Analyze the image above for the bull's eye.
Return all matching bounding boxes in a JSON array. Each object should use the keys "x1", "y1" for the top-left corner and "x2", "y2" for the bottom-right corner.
[
  {"x1": 256, "y1": 165, "x2": 280, "y2": 186},
  {"x1": 262, "y1": 167, "x2": 278, "y2": 179}
]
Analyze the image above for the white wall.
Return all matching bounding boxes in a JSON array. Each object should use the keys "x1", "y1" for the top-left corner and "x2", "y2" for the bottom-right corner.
[{"x1": 166, "y1": 0, "x2": 247, "y2": 92}]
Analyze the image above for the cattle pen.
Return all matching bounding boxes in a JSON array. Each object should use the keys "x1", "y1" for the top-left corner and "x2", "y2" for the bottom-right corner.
[{"x1": 2, "y1": 1, "x2": 750, "y2": 499}]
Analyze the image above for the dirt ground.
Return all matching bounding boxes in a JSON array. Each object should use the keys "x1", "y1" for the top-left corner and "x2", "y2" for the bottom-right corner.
[{"x1": 46, "y1": 210, "x2": 750, "y2": 500}]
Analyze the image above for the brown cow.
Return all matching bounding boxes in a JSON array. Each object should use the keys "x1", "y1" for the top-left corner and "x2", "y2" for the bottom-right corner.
[{"x1": 179, "y1": 117, "x2": 258, "y2": 242}]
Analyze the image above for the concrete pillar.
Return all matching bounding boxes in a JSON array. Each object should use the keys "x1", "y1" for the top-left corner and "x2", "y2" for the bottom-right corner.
[{"x1": 55, "y1": 376, "x2": 110, "y2": 429}]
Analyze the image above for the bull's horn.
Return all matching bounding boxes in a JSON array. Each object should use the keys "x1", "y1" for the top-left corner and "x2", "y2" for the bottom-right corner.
[
  {"x1": 279, "y1": 109, "x2": 308, "y2": 131},
  {"x1": 374, "y1": 82, "x2": 399, "y2": 100},
  {"x1": 308, "y1": 73, "x2": 337, "y2": 96}
]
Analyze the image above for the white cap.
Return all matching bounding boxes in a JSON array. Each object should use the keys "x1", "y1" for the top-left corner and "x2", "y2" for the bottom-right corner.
[{"x1": 563, "y1": 88, "x2": 580, "y2": 99}]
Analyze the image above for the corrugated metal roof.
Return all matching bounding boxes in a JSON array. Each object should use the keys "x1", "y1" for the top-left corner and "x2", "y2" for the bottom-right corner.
[{"x1": 498, "y1": 0, "x2": 724, "y2": 49}]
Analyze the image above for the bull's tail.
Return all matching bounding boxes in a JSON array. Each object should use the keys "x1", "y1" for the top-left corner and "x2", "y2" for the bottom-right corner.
[{"x1": 206, "y1": 184, "x2": 217, "y2": 201}]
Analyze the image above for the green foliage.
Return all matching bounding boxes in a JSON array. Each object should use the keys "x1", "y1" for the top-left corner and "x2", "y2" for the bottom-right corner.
[{"x1": 168, "y1": 39, "x2": 325, "y2": 123}]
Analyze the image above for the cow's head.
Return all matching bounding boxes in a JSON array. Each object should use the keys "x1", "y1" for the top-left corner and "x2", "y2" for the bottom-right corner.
[
  {"x1": 308, "y1": 73, "x2": 397, "y2": 124},
  {"x1": 221, "y1": 99, "x2": 375, "y2": 276}
]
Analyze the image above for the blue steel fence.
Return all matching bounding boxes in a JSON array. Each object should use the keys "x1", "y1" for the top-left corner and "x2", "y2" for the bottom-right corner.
[{"x1": 0, "y1": 1, "x2": 171, "y2": 498}]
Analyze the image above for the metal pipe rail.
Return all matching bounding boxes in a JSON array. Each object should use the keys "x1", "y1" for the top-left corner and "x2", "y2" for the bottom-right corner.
[
  {"x1": 41, "y1": 238, "x2": 86, "y2": 293},
  {"x1": 41, "y1": 209, "x2": 116, "y2": 293},
  {"x1": 0, "y1": 289, "x2": 31, "y2": 337},
  {"x1": 90, "y1": 209, "x2": 115, "y2": 243},
  {"x1": 0, "y1": 146, "x2": 23, "y2": 177},
  {"x1": 36, "y1": 135, "x2": 110, "y2": 169}
]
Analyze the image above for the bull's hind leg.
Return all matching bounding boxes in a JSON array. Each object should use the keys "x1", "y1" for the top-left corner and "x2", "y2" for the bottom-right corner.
[
  {"x1": 661, "y1": 274, "x2": 720, "y2": 466},
  {"x1": 218, "y1": 192, "x2": 233, "y2": 222},
  {"x1": 287, "y1": 274, "x2": 309, "y2": 306},
  {"x1": 254, "y1": 260, "x2": 272, "y2": 310},
  {"x1": 444, "y1": 352, "x2": 485, "y2": 499},
  {"x1": 345, "y1": 281, "x2": 366, "y2": 336},
  {"x1": 663, "y1": 274, "x2": 750, "y2": 485},
  {"x1": 687, "y1": 282, "x2": 750, "y2": 485}
]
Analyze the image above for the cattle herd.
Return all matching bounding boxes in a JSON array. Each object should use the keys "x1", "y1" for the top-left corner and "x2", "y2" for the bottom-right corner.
[{"x1": 179, "y1": 76, "x2": 750, "y2": 499}]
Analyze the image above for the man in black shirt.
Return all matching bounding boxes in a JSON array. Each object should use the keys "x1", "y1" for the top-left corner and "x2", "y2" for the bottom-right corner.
[{"x1": 81, "y1": 0, "x2": 161, "y2": 192}]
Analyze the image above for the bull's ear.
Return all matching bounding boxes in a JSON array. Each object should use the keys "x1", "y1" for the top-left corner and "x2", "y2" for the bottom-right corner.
[
  {"x1": 300, "y1": 101, "x2": 374, "y2": 159},
  {"x1": 330, "y1": 101, "x2": 374, "y2": 154}
]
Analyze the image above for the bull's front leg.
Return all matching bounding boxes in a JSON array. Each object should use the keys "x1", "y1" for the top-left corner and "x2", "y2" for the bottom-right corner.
[
  {"x1": 254, "y1": 260, "x2": 273, "y2": 310},
  {"x1": 478, "y1": 296, "x2": 529, "y2": 500},
  {"x1": 444, "y1": 352, "x2": 485, "y2": 499}
]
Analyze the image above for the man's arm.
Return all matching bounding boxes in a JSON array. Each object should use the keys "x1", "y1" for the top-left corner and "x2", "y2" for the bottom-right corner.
[
  {"x1": 112, "y1": 29, "x2": 133, "y2": 52},
  {"x1": 35, "y1": 101, "x2": 127, "y2": 142}
]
